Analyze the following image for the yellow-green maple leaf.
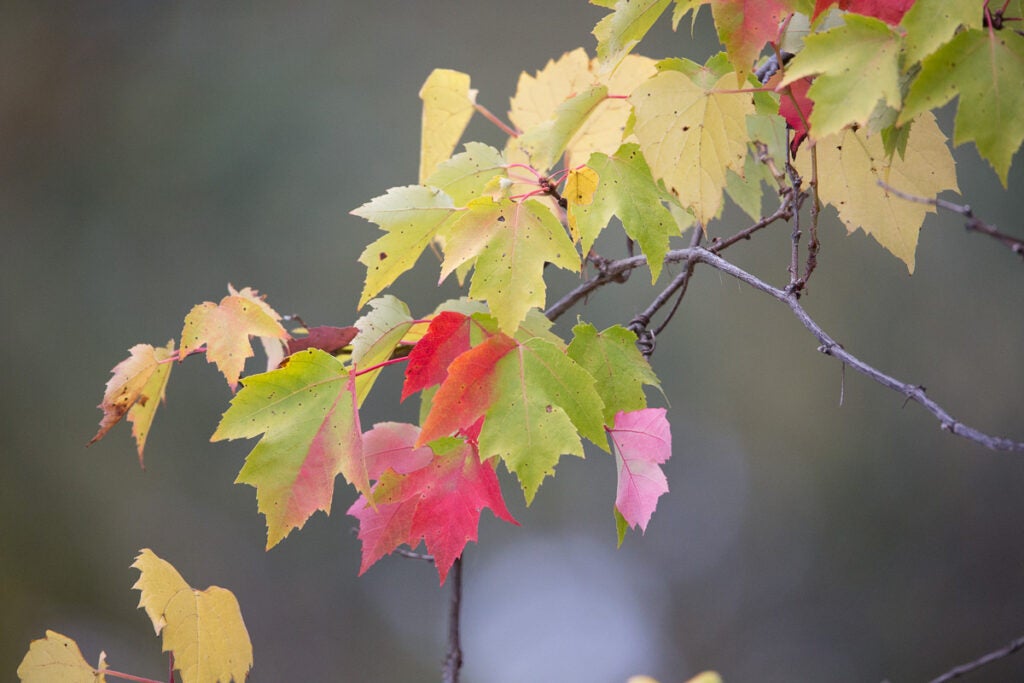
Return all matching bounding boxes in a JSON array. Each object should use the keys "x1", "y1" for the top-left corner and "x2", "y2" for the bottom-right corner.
[
  {"x1": 630, "y1": 67, "x2": 752, "y2": 226},
  {"x1": 17, "y1": 631, "x2": 105, "y2": 683},
  {"x1": 439, "y1": 198, "x2": 579, "y2": 333},
  {"x1": 132, "y1": 549, "x2": 252, "y2": 683},
  {"x1": 593, "y1": 0, "x2": 672, "y2": 70},
  {"x1": 351, "y1": 185, "x2": 458, "y2": 307},
  {"x1": 899, "y1": 28, "x2": 1024, "y2": 186},
  {"x1": 419, "y1": 69, "x2": 477, "y2": 183},
  {"x1": 900, "y1": 0, "x2": 981, "y2": 65},
  {"x1": 795, "y1": 111, "x2": 958, "y2": 272},
  {"x1": 780, "y1": 14, "x2": 902, "y2": 140}
]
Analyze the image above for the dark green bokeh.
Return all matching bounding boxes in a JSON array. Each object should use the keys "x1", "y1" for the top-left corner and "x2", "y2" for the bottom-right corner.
[{"x1": 2, "y1": 3, "x2": 1022, "y2": 682}]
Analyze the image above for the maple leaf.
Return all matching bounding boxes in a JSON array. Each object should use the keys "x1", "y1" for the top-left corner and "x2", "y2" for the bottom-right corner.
[
  {"x1": 567, "y1": 323, "x2": 661, "y2": 424},
  {"x1": 780, "y1": 14, "x2": 902, "y2": 140},
  {"x1": 363, "y1": 422, "x2": 434, "y2": 478},
  {"x1": 438, "y1": 197, "x2": 579, "y2": 333},
  {"x1": 630, "y1": 64, "x2": 753, "y2": 226},
  {"x1": 351, "y1": 185, "x2": 458, "y2": 308},
  {"x1": 710, "y1": 0, "x2": 794, "y2": 85},
  {"x1": 401, "y1": 310, "x2": 476, "y2": 400},
  {"x1": 212, "y1": 348, "x2": 365, "y2": 548},
  {"x1": 571, "y1": 143, "x2": 680, "y2": 280},
  {"x1": 348, "y1": 431, "x2": 518, "y2": 584},
  {"x1": 776, "y1": 75, "x2": 813, "y2": 155},
  {"x1": 285, "y1": 325, "x2": 358, "y2": 356},
  {"x1": 419, "y1": 333, "x2": 607, "y2": 502},
  {"x1": 900, "y1": 0, "x2": 981, "y2": 65},
  {"x1": 425, "y1": 142, "x2": 507, "y2": 206},
  {"x1": 132, "y1": 549, "x2": 252, "y2": 683},
  {"x1": 794, "y1": 111, "x2": 958, "y2": 272},
  {"x1": 593, "y1": 0, "x2": 673, "y2": 70},
  {"x1": 564, "y1": 164, "x2": 600, "y2": 244},
  {"x1": 507, "y1": 48, "x2": 657, "y2": 169},
  {"x1": 607, "y1": 408, "x2": 672, "y2": 544},
  {"x1": 812, "y1": 0, "x2": 913, "y2": 25},
  {"x1": 899, "y1": 28, "x2": 1024, "y2": 186},
  {"x1": 419, "y1": 68, "x2": 477, "y2": 183},
  {"x1": 17, "y1": 631, "x2": 105, "y2": 683},
  {"x1": 350, "y1": 295, "x2": 419, "y2": 404},
  {"x1": 178, "y1": 285, "x2": 288, "y2": 391},
  {"x1": 90, "y1": 340, "x2": 174, "y2": 466}
]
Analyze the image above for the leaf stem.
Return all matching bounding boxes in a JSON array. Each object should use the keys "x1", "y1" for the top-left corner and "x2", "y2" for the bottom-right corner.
[
  {"x1": 353, "y1": 355, "x2": 410, "y2": 377},
  {"x1": 474, "y1": 102, "x2": 519, "y2": 138},
  {"x1": 97, "y1": 669, "x2": 165, "y2": 683}
]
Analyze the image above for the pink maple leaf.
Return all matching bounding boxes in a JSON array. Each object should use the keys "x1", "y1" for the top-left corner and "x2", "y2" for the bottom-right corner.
[{"x1": 607, "y1": 408, "x2": 672, "y2": 535}]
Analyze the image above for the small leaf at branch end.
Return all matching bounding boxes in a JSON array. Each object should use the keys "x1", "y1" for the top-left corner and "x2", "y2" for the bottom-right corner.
[
  {"x1": 593, "y1": 0, "x2": 672, "y2": 71},
  {"x1": 608, "y1": 408, "x2": 672, "y2": 539},
  {"x1": 179, "y1": 285, "x2": 288, "y2": 391},
  {"x1": 419, "y1": 68, "x2": 477, "y2": 184},
  {"x1": 132, "y1": 549, "x2": 253, "y2": 683},
  {"x1": 564, "y1": 165, "x2": 599, "y2": 243},
  {"x1": 17, "y1": 630, "x2": 102, "y2": 683},
  {"x1": 90, "y1": 339, "x2": 175, "y2": 467}
]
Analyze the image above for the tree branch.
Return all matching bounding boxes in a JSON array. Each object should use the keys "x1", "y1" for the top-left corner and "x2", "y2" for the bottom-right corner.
[
  {"x1": 555, "y1": 246, "x2": 1024, "y2": 453},
  {"x1": 928, "y1": 633, "x2": 1024, "y2": 683},
  {"x1": 878, "y1": 180, "x2": 1024, "y2": 260},
  {"x1": 442, "y1": 557, "x2": 464, "y2": 683}
]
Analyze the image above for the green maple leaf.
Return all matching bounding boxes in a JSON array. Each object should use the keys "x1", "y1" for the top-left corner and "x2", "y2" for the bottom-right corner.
[
  {"x1": 571, "y1": 143, "x2": 680, "y2": 281},
  {"x1": 438, "y1": 197, "x2": 579, "y2": 333},
  {"x1": 212, "y1": 348, "x2": 365, "y2": 549},
  {"x1": 780, "y1": 14, "x2": 902, "y2": 140},
  {"x1": 424, "y1": 142, "x2": 507, "y2": 206},
  {"x1": 593, "y1": 0, "x2": 673, "y2": 70},
  {"x1": 351, "y1": 185, "x2": 458, "y2": 308},
  {"x1": 630, "y1": 64, "x2": 753, "y2": 226},
  {"x1": 900, "y1": 0, "x2": 981, "y2": 65},
  {"x1": 351, "y1": 295, "x2": 416, "y2": 404},
  {"x1": 899, "y1": 28, "x2": 1024, "y2": 186},
  {"x1": 516, "y1": 85, "x2": 609, "y2": 171},
  {"x1": 567, "y1": 323, "x2": 661, "y2": 424},
  {"x1": 418, "y1": 333, "x2": 607, "y2": 502}
]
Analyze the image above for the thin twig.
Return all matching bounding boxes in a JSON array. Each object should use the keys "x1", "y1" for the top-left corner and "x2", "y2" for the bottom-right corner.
[
  {"x1": 927, "y1": 633, "x2": 1024, "y2": 683},
  {"x1": 878, "y1": 180, "x2": 1024, "y2": 259},
  {"x1": 442, "y1": 557, "x2": 464, "y2": 683}
]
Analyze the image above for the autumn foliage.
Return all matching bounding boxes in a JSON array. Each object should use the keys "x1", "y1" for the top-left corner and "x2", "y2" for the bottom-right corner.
[{"x1": 24, "y1": 1, "x2": 1024, "y2": 681}]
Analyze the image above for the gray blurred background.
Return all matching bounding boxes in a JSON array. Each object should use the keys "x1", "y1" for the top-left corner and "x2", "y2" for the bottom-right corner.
[{"x1": 3, "y1": 3, "x2": 1023, "y2": 682}]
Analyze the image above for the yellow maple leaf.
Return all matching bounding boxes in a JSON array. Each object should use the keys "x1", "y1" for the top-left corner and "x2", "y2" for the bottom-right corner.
[
  {"x1": 132, "y1": 549, "x2": 253, "y2": 683},
  {"x1": 179, "y1": 285, "x2": 288, "y2": 390},
  {"x1": 419, "y1": 69, "x2": 477, "y2": 183},
  {"x1": 17, "y1": 631, "x2": 105, "y2": 683},
  {"x1": 507, "y1": 48, "x2": 656, "y2": 169},
  {"x1": 90, "y1": 340, "x2": 175, "y2": 466},
  {"x1": 564, "y1": 165, "x2": 600, "y2": 241},
  {"x1": 630, "y1": 69, "x2": 752, "y2": 226},
  {"x1": 795, "y1": 112, "x2": 958, "y2": 273}
]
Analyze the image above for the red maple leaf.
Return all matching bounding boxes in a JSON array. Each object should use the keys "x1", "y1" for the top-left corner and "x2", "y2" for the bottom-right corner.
[
  {"x1": 778, "y1": 75, "x2": 814, "y2": 155},
  {"x1": 812, "y1": 0, "x2": 914, "y2": 25},
  {"x1": 286, "y1": 325, "x2": 358, "y2": 356},
  {"x1": 347, "y1": 425, "x2": 518, "y2": 584},
  {"x1": 401, "y1": 311, "x2": 476, "y2": 401},
  {"x1": 711, "y1": 0, "x2": 794, "y2": 83},
  {"x1": 416, "y1": 333, "x2": 519, "y2": 446}
]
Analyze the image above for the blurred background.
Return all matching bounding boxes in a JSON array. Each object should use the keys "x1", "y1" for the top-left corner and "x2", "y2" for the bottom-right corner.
[{"x1": 2, "y1": 2, "x2": 1023, "y2": 682}]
